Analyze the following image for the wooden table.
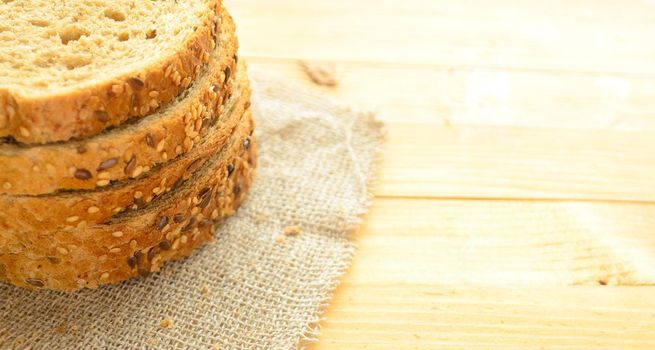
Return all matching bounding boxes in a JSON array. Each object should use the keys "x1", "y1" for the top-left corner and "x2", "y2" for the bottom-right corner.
[{"x1": 228, "y1": 1, "x2": 655, "y2": 348}]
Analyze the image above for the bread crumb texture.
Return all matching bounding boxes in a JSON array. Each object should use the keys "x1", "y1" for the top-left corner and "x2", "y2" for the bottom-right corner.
[{"x1": 0, "y1": 0, "x2": 211, "y2": 92}]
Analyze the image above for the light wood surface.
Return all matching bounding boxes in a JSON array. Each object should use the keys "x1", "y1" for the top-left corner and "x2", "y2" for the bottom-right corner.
[{"x1": 227, "y1": 0, "x2": 655, "y2": 348}]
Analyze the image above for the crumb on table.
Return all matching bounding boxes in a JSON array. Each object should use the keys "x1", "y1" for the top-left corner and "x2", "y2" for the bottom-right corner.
[
  {"x1": 283, "y1": 225, "x2": 301, "y2": 236},
  {"x1": 159, "y1": 317, "x2": 174, "y2": 329}
]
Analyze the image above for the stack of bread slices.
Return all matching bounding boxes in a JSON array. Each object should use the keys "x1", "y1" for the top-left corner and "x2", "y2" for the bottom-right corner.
[{"x1": 0, "y1": 0, "x2": 255, "y2": 291}]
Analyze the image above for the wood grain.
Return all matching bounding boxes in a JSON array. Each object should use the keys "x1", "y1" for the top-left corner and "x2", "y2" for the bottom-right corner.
[
  {"x1": 248, "y1": 59, "x2": 655, "y2": 131},
  {"x1": 342, "y1": 198, "x2": 655, "y2": 286},
  {"x1": 377, "y1": 124, "x2": 655, "y2": 201},
  {"x1": 307, "y1": 284, "x2": 655, "y2": 349},
  {"x1": 227, "y1": 0, "x2": 655, "y2": 348},
  {"x1": 231, "y1": 0, "x2": 655, "y2": 75},
  {"x1": 305, "y1": 199, "x2": 655, "y2": 349}
]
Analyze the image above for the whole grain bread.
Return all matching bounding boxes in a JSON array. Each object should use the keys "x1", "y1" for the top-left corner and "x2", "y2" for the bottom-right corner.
[
  {"x1": 0, "y1": 0, "x2": 223, "y2": 144},
  {"x1": 0, "y1": 114, "x2": 256, "y2": 291},
  {"x1": 0, "y1": 76, "x2": 251, "y2": 233},
  {"x1": 0, "y1": 12, "x2": 239, "y2": 196}
]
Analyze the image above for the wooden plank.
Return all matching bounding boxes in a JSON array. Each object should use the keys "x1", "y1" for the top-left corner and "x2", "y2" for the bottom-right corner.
[
  {"x1": 376, "y1": 123, "x2": 655, "y2": 201},
  {"x1": 305, "y1": 198, "x2": 655, "y2": 349},
  {"x1": 346, "y1": 198, "x2": 655, "y2": 286},
  {"x1": 229, "y1": 0, "x2": 655, "y2": 75},
  {"x1": 306, "y1": 284, "x2": 655, "y2": 350},
  {"x1": 248, "y1": 59, "x2": 655, "y2": 130}
]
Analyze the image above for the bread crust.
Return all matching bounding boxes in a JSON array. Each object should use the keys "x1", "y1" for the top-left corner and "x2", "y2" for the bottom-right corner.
[
  {"x1": 0, "y1": 80, "x2": 251, "y2": 233},
  {"x1": 0, "y1": 12, "x2": 240, "y2": 195},
  {"x1": 0, "y1": 113, "x2": 256, "y2": 291},
  {"x1": 0, "y1": 0, "x2": 223, "y2": 144}
]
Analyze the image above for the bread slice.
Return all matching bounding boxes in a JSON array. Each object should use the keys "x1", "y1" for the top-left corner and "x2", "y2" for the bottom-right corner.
[
  {"x1": 0, "y1": 69, "x2": 251, "y2": 233},
  {"x1": 0, "y1": 0, "x2": 225, "y2": 144},
  {"x1": 0, "y1": 110, "x2": 256, "y2": 291},
  {"x1": 0, "y1": 11, "x2": 239, "y2": 196}
]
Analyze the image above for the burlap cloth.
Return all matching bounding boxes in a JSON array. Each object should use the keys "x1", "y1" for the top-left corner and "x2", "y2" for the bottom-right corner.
[{"x1": 0, "y1": 69, "x2": 384, "y2": 349}]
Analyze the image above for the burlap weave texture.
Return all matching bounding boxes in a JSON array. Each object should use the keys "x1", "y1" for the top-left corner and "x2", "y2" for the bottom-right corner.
[{"x1": 0, "y1": 69, "x2": 384, "y2": 350}]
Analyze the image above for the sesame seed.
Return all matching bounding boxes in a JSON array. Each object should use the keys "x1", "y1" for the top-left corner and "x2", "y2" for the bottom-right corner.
[
  {"x1": 110, "y1": 247, "x2": 122, "y2": 254},
  {"x1": 6, "y1": 105, "x2": 15, "y2": 118},
  {"x1": 211, "y1": 209, "x2": 219, "y2": 220},
  {"x1": 57, "y1": 247, "x2": 69, "y2": 255},
  {"x1": 2, "y1": 182, "x2": 11, "y2": 190},
  {"x1": 149, "y1": 99, "x2": 159, "y2": 109},
  {"x1": 76, "y1": 279, "x2": 86, "y2": 285},
  {"x1": 32, "y1": 165, "x2": 40, "y2": 172},
  {"x1": 112, "y1": 231, "x2": 124, "y2": 238},
  {"x1": 175, "y1": 145, "x2": 182, "y2": 155},
  {"x1": 156, "y1": 139, "x2": 165, "y2": 152},
  {"x1": 97, "y1": 171, "x2": 111, "y2": 180},
  {"x1": 162, "y1": 152, "x2": 168, "y2": 161},
  {"x1": 180, "y1": 235, "x2": 188, "y2": 244},
  {"x1": 130, "y1": 240, "x2": 137, "y2": 249},
  {"x1": 149, "y1": 91, "x2": 159, "y2": 98},
  {"x1": 99, "y1": 254, "x2": 108, "y2": 262},
  {"x1": 140, "y1": 105, "x2": 149, "y2": 115},
  {"x1": 100, "y1": 273, "x2": 110, "y2": 281},
  {"x1": 111, "y1": 84, "x2": 124, "y2": 95},
  {"x1": 87, "y1": 206, "x2": 100, "y2": 214},
  {"x1": 183, "y1": 137, "x2": 192, "y2": 151},
  {"x1": 134, "y1": 191, "x2": 143, "y2": 199},
  {"x1": 66, "y1": 216, "x2": 80, "y2": 223},
  {"x1": 132, "y1": 166, "x2": 144, "y2": 178},
  {"x1": 152, "y1": 187, "x2": 162, "y2": 195},
  {"x1": 113, "y1": 207, "x2": 124, "y2": 214},
  {"x1": 19, "y1": 126, "x2": 30, "y2": 138},
  {"x1": 143, "y1": 166, "x2": 150, "y2": 173},
  {"x1": 46, "y1": 163, "x2": 57, "y2": 175},
  {"x1": 97, "y1": 180, "x2": 110, "y2": 187}
]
